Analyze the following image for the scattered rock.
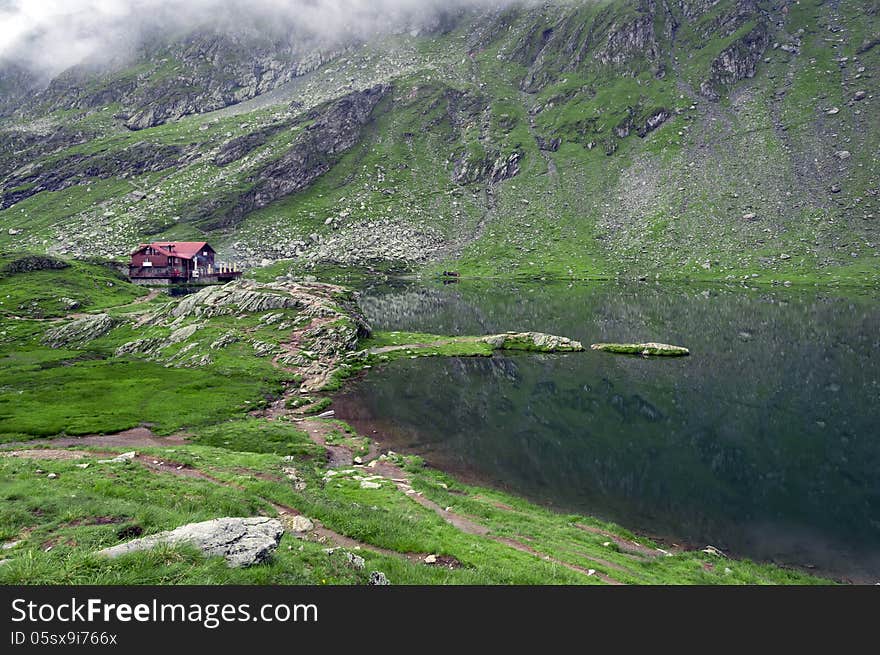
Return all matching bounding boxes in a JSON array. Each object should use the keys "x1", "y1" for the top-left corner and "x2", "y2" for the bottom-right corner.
[
  {"x1": 360, "y1": 480, "x2": 382, "y2": 489},
  {"x1": 742, "y1": 212, "x2": 757, "y2": 221},
  {"x1": 282, "y1": 467, "x2": 307, "y2": 491},
  {"x1": 345, "y1": 551, "x2": 365, "y2": 570},
  {"x1": 289, "y1": 516, "x2": 314, "y2": 533},
  {"x1": 854, "y1": 91, "x2": 866, "y2": 101},
  {"x1": 424, "y1": 554, "x2": 437, "y2": 564},
  {"x1": 368, "y1": 571, "x2": 390, "y2": 585},
  {"x1": 701, "y1": 545, "x2": 727, "y2": 558},
  {"x1": 826, "y1": 107, "x2": 840, "y2": 115},
  {"x1": 46, "y1": 473, "x2": 58, "y2": 479},
  {"x1": 97, "y1": 451, "x2": 136, "y2": 464},
  {"x1": 835, "y1": 150, "x2": 851, "y2": 161},
  {"x1": 831, "y1": 184, "x2": 842, "y2": 193},
  {"x1": 96, "y1": 517, "x2": 283, "y2": 567}
]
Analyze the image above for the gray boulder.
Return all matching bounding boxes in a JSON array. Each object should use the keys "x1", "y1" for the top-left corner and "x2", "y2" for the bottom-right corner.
[{"x1": 96, "y1": 517, "x2": 283, "y2": 567}]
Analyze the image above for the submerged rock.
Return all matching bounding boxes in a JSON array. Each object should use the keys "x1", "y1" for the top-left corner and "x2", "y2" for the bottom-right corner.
[
  {"x1": 591, "y1": 342, "x2": 690, "y2": 357},
  {"x1": 480, "y1": 332, "x2": 584, "y2": 352},
  {"x1": 96, "y1": 517, "x2": 283, "y2": 567}
]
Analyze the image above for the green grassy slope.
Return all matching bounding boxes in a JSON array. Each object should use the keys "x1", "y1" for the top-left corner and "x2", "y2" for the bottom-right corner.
[{"x1": 0, "y1": 0, "x2": 877, "y2": 284}]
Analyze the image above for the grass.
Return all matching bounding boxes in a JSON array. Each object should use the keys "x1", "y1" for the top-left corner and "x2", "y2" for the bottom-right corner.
[
  {"x1": 0, "y1": 254, "x2": 146, "y2": 319},
  {"x1": 0, "y1": 434, "x2": 828, "y2": 585}
]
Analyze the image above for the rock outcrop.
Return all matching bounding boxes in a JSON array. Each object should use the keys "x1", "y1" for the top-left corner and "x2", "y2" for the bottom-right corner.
[
  {"x1": 43, "y1": 314, "x2": 119, "y2": 348},
  {"x1": 700, "y1": 23, "x2": 771, "y2": 101},
  {"x1": 196, "y1": 85, "x2": 389, "y2": 230},
  {"x1": 96, "y1": 517, "x2": 284, "y2": 567},
  {"x1": 481, "y1": 332, "x2": 585, "y2": 352}
]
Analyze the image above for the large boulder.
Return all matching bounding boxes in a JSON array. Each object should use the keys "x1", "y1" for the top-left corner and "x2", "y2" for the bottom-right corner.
[{"x1": 96, "y1": 517, "x2": 283, "y2": 567}]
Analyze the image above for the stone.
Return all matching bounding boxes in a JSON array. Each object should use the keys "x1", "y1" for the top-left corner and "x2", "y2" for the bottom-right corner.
[
  {"x1": 98, "y1": 451, "x2": 136, "y2": 464},
  {"x1": 360, "y1": 480, "x2": 382, "y2": 489},
  {"x1": 854, "y1": 91, "x2": 866, "y2": 101},
  {"x1": 424, "y1": 554, "x2": 437, "y2": 564},
  {"x1": 742, "y1": 212, "x2": 757, "y2": 221},
  {"x1": 47, "y1": 473, "x2": 58, "y2": 479},
  {"x1": 289, "y1": 516, "x2": 314, "y2": 533},
  {"x1": 831, "y1": 184, "x2": 842, "y2": 193},
  {"x1": 780, "y1": 253, "x2": 791, "y2": 260},
  {"x1": 96, "y1": 517, "x2": 283, "y2": 567},
  {"x1": 701, "y1": 545, "x2": 727, "y2": 558},
  {"x1": 826, "y1": 107, "x2": 840, "y2": 115},
  {"x1": 835, "y1": 150, "x2": 851, "y2": 160},
  {"x1": 282, "y1": 467, "x2": 307, "y2": 491},
  {"x1": 368, "y1": 571, "x2": 390, "y2": 585},
  {"x1": 345, "y1": 551, "x2": 365, "y2": 570}
]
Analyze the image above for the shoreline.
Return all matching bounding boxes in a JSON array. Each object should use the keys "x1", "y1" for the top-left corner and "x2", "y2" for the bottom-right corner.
[{"x1": 0, "y1": 274, "x2": 858, "y2": 585}]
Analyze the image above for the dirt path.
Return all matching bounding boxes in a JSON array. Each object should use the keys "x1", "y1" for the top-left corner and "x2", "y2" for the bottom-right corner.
[
  {"x1": 364, "y1": 457, "x2": 625, "y2": 583},
  {"x1": 0, "y1": 427, "x2": 190, "y2": 450}
]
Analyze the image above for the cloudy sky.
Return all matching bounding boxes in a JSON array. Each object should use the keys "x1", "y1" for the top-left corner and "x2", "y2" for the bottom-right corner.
[{"x1": 0, "y1": 0, "x2": 521, "y2": 78}]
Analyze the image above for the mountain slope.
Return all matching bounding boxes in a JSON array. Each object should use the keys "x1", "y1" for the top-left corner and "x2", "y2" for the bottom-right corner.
[{"x1": 0, "y1": 0, "x2": 877, "y2": 283}]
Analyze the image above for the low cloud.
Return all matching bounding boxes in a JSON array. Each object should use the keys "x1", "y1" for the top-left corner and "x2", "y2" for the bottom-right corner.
[{"x1": 0, "y1": 0, "x2": 522, "y2": 80}]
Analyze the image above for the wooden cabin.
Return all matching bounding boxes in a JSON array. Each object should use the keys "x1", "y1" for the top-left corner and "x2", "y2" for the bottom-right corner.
[{"x1": 128, "y1": 242, "x2": 242, "y2": 285}]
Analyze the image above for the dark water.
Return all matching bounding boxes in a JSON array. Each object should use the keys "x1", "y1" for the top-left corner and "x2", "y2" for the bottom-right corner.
[{"x1": 334, "y1": 280, "x2": 880, "y2": 582}]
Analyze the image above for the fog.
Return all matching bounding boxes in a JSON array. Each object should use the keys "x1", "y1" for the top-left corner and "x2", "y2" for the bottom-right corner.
[{"x1": 0, "y1": 0, "x2": 526, "y2": 80}]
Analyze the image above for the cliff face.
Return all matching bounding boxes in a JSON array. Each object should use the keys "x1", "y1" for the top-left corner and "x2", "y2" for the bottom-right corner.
[
  {"x1": 0, "y1": 0, "x2": 877, "y2": 282},
  {"x1": 8, "y1": 31, "x2": 335, "y2": 131},
  {"x1": 699, "y1": 21, "x2": 771, "y2": 100}
]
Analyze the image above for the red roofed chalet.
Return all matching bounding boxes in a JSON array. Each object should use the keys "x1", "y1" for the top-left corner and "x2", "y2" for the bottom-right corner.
[{"x1": 129, "y1": 242, "x2": 241, "y2": 285}]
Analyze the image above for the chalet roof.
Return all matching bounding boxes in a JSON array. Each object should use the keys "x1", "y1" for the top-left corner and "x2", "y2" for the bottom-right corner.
[{"x1": 131, "y1": 242, "x2": 212, "y2": 260}]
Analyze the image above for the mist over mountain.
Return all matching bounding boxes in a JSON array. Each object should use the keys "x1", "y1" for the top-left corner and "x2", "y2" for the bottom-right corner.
[{"x1": 0, "y1": 0, "x2": 523, "y2": 80}]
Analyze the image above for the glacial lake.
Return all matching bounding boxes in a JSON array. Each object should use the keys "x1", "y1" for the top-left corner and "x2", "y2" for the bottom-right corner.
[{"x1": 334, "y1": 279, "x2": 880, "y2": 582}]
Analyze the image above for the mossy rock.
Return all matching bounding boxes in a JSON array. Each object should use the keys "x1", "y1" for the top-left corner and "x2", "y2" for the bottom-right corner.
[{"x1": 591, "y1": 342, "x2": 690, "y2": 357}]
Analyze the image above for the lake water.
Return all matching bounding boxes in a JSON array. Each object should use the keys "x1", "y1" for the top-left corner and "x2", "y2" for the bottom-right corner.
[{"x1": 333, "y1": 279, "x2": 880, "y2": 582}]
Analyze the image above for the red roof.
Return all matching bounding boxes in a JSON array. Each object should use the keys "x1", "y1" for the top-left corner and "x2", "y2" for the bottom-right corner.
[{"x1": 131, "y1": 242, "x2": 212, "y2": 260}]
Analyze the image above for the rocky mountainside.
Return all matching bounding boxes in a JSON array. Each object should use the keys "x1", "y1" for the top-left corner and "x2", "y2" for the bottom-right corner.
[{"x1": 0, "y1": 0, "x2": 877, "y2": 283}]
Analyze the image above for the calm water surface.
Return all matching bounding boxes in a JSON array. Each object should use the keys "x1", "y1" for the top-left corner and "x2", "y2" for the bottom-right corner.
[{"x1": 334, "y1": 280, "x2": 880, "y2": 582}]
